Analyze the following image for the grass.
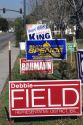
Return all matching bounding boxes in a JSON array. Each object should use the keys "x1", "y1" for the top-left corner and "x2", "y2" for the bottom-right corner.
[{"x1": 0, "y1": 41, "x2": 83, "y2": 125}]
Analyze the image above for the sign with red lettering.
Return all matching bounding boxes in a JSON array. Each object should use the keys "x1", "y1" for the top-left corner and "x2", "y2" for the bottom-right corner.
[
  {"x1": 20, "y1": 58, "x2": 53, "y2": 74},
  {"x1": 9, "y1": 80, "x2": 82, "y2": 118}
]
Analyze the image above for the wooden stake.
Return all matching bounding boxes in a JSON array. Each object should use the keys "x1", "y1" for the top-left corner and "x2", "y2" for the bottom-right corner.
[{"x1": 9, "y1": 41, "x2": 11, "y2": 81}]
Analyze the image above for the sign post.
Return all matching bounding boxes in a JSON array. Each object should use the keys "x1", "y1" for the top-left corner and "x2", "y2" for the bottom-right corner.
[
  {"x1": 9, "y1": 41, "x2": 11, "y2": 81},
  {"x1": 67, "y1": 42, "x2": 74, "y2": 65},
  {"x1": 73, "y1": 36, "x2": 78, "y2": 78}
]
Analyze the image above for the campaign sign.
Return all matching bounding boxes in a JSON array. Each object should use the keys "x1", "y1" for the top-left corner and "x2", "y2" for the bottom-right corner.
[
  {"x1": 20, "y1": 58, "x2": 53, "y2": 74},
  {"x1": 26, "y1": 24, "x2": 48, "y2": 33},
  {"x1": 67, "y1": 43, "x2": 74, "y2": 52},
  {"x1": 26, "y1": 24, "x2": 52, "y2": 40},
  {"x1": 9, "y1": 80, "x2": 81, "y2": 118},
  {"x1": 19, "y1": 42, "x2": 26, "y2": 51},
  {"x1": 77, "y1": 49, "x2": 83, "y2": 83},
  {"x1": 26, "y1": 39, "x2": 67, "y2": 60}
]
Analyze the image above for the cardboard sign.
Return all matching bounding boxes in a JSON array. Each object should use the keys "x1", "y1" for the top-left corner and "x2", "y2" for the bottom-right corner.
[
  {"x1": 67, "y1": 43, "x2": 74, "y2": 52},
  {"x1": 19, "y1": 42, "x2": 26, "y2": 51},
  {"x1": 26, "y1": 24, "x2": 48, "y2": 33},
  {"x1": 26, "y1": 24, "x2": 52, "y2": 40},
  {"x1": 26, "y1": 39, "x2": 67, "y2": 60},
  {"x1": 20, "y1": 58, "x2": 53, "y2": 74},
  {"x1": 9, "y1": 80, "x2": 82, "y2": 118},
  {"x1": 77, "y1": 49, "x2": 83, "y2": 83}
]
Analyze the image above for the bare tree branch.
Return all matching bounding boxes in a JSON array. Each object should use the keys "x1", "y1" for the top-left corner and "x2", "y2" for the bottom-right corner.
[
  {"x1": 77, "y1": 0, "x2": 83, "y2": 13},
  {"x1": 66, "y1": 0, "x2": 75, "y2": 9},
  {"x1": 66, "y1": 0, "x2": 83, "y2": 13}
]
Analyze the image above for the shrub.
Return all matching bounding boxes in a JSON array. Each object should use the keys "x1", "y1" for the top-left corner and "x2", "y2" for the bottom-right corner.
[{"x1": 14, "y1": 18, "x2": 26, "y2": 47}]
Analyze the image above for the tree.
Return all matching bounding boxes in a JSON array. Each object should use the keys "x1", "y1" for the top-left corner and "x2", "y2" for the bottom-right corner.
[
  {"x1": 0, "y1": 18, "x2": 9, "y2": 31},
  {"x1": 14, "y1": 18, "x2": 26, "y2": 47},
  {"x1": 25, "y1": 0, "x2": 83, "y2": 38},
  {"x1": 66, "y1": 0, "x2": 83, "y2": 38},
  {"x1": 26, "y1": 13, "x2": 37, "y2": 24},
  {"x1": 8, "y1": 20, "x2": 15, "y2": 29},
  {"x1": 35, "y1": 0, "x2": 72, "y2": 38}
]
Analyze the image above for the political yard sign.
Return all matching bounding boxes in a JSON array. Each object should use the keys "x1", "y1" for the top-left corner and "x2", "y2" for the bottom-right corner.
[
  {"x1": 9, "y1": 80, "x2": 82, "y2": 118},
  {"x1": 26, "y1": 24, "x2": 52, "y2": 40},
  {"x1": 20, "y1": 58, "x2": 53, "y2": 74},
  {"x1": 67, "y1": 43, "x2": 74, "y2": 52},
  {"x1": 26, "y1": 39, "x2": 67, "y2": 60},
  {"x1": 77, "y1": 49, "x2": 83, "y2": 83}
]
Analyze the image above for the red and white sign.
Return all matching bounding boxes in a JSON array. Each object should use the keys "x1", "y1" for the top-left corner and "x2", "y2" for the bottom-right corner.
[
  {"x1": 9, "y1": 80, "x2": 82, "y2": 118},
  {"x1": 20, "y1": 58, "x2": 53, "y2": 74}
]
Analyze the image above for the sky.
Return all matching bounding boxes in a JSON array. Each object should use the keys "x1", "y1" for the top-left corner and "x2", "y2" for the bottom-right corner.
[{"x1": 0, "y1": 0, "x2": 33, "y2": 19}]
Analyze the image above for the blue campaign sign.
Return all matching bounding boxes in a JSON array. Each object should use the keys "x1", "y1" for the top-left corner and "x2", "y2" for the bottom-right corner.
[
  {"x1": 77, "y1": 49, "x2": 83, "y2": 84},
  {"x1": 26, "y1": 39, "x2": 67, "y2": 60}
]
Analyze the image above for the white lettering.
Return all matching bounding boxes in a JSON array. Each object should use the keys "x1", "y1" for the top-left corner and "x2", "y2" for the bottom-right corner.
[
  {"x1": 12, "y1": 89, "x2": 24, "y2": 108},
  {"x1": 22, "y1": 63, "x2": 25, "y2": 71},
  {"x1": 21, "y1": 61, "x2": 52, "y2": 71},
  {"x1": 31, "y1": 89, "x2": 46, "y2": 107},
  {"x1": 11, "y1": 83, "x2": 33, "y2": 89},
  {"x1": 26, "y1": 89, "x2": 29, "y2": 107},
  {"x1": 62, "y1": 88, "x2": 79, "y2": 106}
]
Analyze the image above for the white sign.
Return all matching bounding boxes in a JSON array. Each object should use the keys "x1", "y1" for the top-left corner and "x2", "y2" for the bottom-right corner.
[
  {"x1": 19, "y1": 42, "x2": 26, "y2": 51},
  {"x1": 26, "y1": 24, "x2": 52, "y2": 40}
]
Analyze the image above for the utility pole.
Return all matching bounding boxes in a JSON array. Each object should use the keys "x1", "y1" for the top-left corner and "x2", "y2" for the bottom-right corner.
[
  {"x1": 23, "y1": 0, "x2": 26, "y2": 29},
  {"x1": 36, "y1": 0, "x2": 38, "y2": 20}
]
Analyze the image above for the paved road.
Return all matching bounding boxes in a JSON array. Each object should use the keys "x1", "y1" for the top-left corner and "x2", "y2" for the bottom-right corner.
[
  {"x1": 0, "y1": 33, "x2": 19, "y2": 94},
  {"x1": 0, "y1": 32, "x2": 15, "y2": 50}
]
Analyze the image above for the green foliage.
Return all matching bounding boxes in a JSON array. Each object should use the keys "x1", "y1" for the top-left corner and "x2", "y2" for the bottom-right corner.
[
  {"x1": 77, "y1": 39, "x2": 83, "y2": 43},
  {"x1": 58, "y1": 61, "x2": 71, "y2": 79},
  {"x1": 0, "y1": 17, "x2": 9, "y2": 31},
  {"x1": 12, "y1": 59, "x2": 21, "y2": 80},
  {"x1": 8, "y1": 20, "x2": 15, "y2": 29},
  {"x1": 52, "y1": 69, "x2": 62, "y2": 79},
  {"x1": 54, "y1": 34, "x2": 62, "y2": 39},
  {"x1": 12, "y1": 53, "x2": 76, "y2": 81},
  {"x1": 54, "y1": 34, "x2": 73, "y2": 41},
  {"x1": 52, "y1": 61, "x2": 76, "y2": 80},
  {"x1": 65, "y1": 34, "x2": 73, "y2": 41},
  {"x1": 78, "y1": 28, "x2": 83, "y2": 39},
  {"x1": 14, "y1": 18, "x2": 26, "y2": 47},
  {"x1": 26, "y1": 14, "x2": 37, "y2": 24}
]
